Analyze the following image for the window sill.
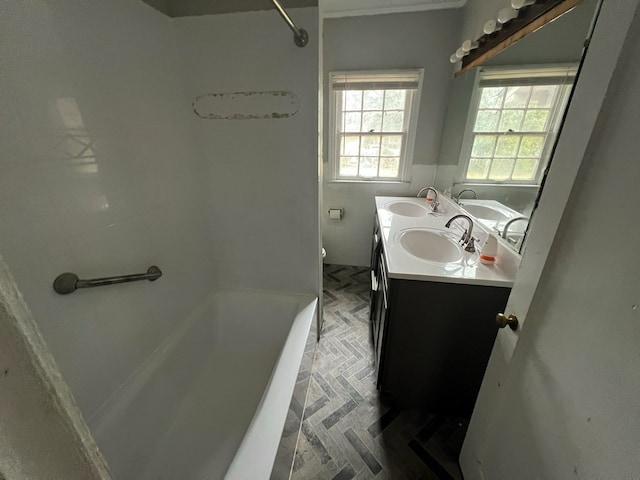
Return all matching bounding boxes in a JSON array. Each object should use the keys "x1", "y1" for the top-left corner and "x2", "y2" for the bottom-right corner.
[
  {"x1": 328, "y1": 179, "x2": 411, "y2": 185},
  {"x1": 456, "y1": 182, "x2": 540, "y2": 189}
]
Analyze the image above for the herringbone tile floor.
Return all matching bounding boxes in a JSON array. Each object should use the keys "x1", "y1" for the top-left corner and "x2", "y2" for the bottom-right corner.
[{"x1": 290, "y1": 265, "x2": 467, "y2": 480}]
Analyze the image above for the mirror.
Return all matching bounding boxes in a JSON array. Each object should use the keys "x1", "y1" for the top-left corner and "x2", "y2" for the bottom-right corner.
[{"x1": 434, "y1": 0, "x2": 599, "y2": 251}]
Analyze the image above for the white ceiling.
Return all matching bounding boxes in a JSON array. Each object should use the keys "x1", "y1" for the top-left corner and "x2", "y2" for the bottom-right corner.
[{"x1": 321, "y1": 0, "x2": 466, "y2": 18}]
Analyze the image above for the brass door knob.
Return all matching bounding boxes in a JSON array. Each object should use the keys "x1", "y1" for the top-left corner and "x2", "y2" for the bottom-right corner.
[{"x1": 496, "y1": 313, "x2": 519, "y2": 330}]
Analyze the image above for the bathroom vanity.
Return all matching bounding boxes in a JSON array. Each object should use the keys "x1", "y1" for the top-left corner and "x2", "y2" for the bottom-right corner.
[{"x1": 370, "y1": 195, "x2": 519, "y2": 415}]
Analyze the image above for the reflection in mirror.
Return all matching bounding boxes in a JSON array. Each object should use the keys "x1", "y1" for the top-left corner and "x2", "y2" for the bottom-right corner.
[{"x1": 435, "y1": 0, "x2": 599, "y2": 252}]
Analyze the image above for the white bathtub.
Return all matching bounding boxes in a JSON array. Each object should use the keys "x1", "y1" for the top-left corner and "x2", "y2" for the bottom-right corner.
[{"x1": 89, "y1": 290, "x2": 317, "y2": 479}]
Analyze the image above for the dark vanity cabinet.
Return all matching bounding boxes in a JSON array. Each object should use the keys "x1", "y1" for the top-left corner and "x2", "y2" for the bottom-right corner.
[
  {"x1": 369, "y1": 215, "x2": 386, "y2": 368},
  {"x1": 369, "y1": 215, "x2": 511, "y2": 416}
]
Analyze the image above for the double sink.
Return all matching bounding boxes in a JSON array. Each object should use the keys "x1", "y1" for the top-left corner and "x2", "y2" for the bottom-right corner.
[{"x1": 376, "y1": 196, "x2": 519, "y2": 287}]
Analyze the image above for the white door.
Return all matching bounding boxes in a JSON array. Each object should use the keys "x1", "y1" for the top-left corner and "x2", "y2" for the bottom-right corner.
[{"x1": 460, "y1": 1, "x2": 640, "y2": 478}]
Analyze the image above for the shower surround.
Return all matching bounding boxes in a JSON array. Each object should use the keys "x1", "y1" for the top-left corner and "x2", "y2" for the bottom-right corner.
[{"x1": 0, "y1": 1, "x2": 319, "y2": 477}]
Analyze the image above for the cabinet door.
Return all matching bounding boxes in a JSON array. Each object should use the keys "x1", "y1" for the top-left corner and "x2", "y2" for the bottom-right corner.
[
  {"x1": 370, "y1": 214, "x2": 381, "y2": 270},
  {"x1": 368, "y1": 214, "x2": 381, "y2": 324},
  {"x1": 375, "y1": 285, "x2": 388, "y2": 380},
  {"x1": 370, "y1": 256, "x2": 383, "y2": 355},
  {"x1": 371, "y1": 281, "x2": 383, "y2": 361},
  {"x1": 379, "y1": 279, "x2": 509, "y2": 412},
  {"x1": 374, "y1": 251, "x2": 389, "y2": 379},
  {"x1": 369, "y1": 268, "x2": 378, "y2": 327}
]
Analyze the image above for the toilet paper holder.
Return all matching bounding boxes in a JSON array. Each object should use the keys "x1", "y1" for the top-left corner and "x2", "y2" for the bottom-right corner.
[{"x1": 328, "y1": 208, "x2": 343, "y2": 220}]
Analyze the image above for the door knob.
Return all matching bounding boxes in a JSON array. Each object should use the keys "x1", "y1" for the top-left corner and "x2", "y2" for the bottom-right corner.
[{"x1": 496, "y1": 313, "x2": 519, "y2": 330}]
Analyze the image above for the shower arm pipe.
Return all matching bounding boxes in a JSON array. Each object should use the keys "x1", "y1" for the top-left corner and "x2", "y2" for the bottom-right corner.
[
  {"x1": 271, "y1": 0, "x2": 309, "y2": 47},
  {"x1": 53, "y1": 266, "x2": 162, "y2": 295}
]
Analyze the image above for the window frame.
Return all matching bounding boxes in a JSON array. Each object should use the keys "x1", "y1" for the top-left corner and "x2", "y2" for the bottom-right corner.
[
  {"x1": 328, "y1": 69, "x2": 424, "y2": 183},
  {"x1": 457, "y1": 65, "x2": 576, "y2": 186}
]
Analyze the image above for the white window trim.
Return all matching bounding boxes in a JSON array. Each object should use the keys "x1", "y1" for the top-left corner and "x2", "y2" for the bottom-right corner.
[
  {"x1": 455, "y1": 64, "x2": 577, "y2": 186},
  {"x1": 328, "y1": 69, "x2": 424, "y2": 183}
]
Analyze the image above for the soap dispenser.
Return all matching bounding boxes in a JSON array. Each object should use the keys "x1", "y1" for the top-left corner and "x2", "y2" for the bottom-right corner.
[{"x1": 479, "y1": 234, "x2": 498, "y2": 265}]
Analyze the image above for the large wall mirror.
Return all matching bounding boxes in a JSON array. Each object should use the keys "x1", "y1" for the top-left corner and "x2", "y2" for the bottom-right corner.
[{"x1": 434, "y1": 0, "x2": 599, "y2": 252}]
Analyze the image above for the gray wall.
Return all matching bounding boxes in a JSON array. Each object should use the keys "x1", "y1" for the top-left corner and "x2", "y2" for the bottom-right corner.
[
  {"x1": 174, "y1": 9, "x2": 320, "y2": 293},
  {"x1": 322, "y1": 9, "x2": 462, "y2": 266},
  {"x1": 323, "y1": 10, "x2": 462, "y2": 167},
  {"x1": 458, "y1": 0, "x2": 508, "y2": 46}
]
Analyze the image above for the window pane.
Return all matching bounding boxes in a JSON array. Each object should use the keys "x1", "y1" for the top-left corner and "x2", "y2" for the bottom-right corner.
[
  {"x1": 379, "y1": 157, "x2": 400, "y2": 177},
  {"x1": 519, "y1": 135, "x2": 545, "y2": 157},
  {"x1": 344, "y1": 90, "x2": 362, "y2": 110},
  {"x1": 384, "y1": 90, "x2": 406, "y2": 110},
  {"x1": 361, "y1": 135, "x2": 381, "y2": 156},
  {"x1": 467, "y1": 158, "x2": 490, "y2": 179},
  {"x1": 479, "y1": 87, "x2": 505, "y2": 108},
  {"x1": 461, "y1": 79, "x2": 567, "y2": 185},
  {"x1": 504, "y1": 86, "x2": 530, "y2": 108},
  {"x1": 495, "y1": 136, "x2": 520, "y2": 157},
  {"x1": 359, "y1": 157, "x2": 379, "y2": 177},
  {"x1": 499, "y1": 110, "x2": 524, "y2": 131},
  {"x1": 529, "y1": 85, "x2": 557, "y2": 108},
  {"x1": 333, "y1": 80, "x2": 417, "y2": 180},
  {"x1": 512, "y1": 158, "x2": 538, "y2": 180},
  {"x1": 363, "y1": 90, "x2": 384, "y2": 110},
  {"x1": 382, "y1": 111, "x2": 404, "y2": 132},
  {"x1": 488, "y1": 158, "x2": 515, "y2": 180},
  {"x1": 362, "y1": 112, "x2": 382, "y2": 132},
  {"x1": 522, "y1": 109, "x2": 549, "y2": 132},
  {"x1": 381, "y1": 135, "x2": 402, "y2": 156},
  {"x1": 474, "y1": 110, "x2": 500, "y2": 132},
  {"x1": 471, "y1": 135, "x2": 497, "y2": 157},
  {"x1": 341, "y1": 135, "x2": 360, "y2": 156},
  {"x1": 339, "y1": 156, "x2": 358, "y2": 176},
  {"x1": 344, "y1": 112, "x2": 361, "y2": 132}
]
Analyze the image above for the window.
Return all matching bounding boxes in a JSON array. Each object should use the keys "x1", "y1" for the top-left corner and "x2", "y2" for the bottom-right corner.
[
  {"x1": 460, "y1": 66, "x2": 576, "y2": 184},
  {"x1": 329, "y1": 70, "x2": 423, "y2": 181}
]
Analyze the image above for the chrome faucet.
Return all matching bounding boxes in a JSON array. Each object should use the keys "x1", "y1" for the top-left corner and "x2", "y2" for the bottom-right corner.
[
  {"x1": 416, "y1": 187, "x2": 439, "y2": 212},
  {"x1": 501, "y1": 217, "x2": 529, "y2": 240},
  {"x1": 455, "y1": 188, "x2": 477, "y2": 204},
  {"x1": 445, "y1": 214, "x2": 476, "y2": 252}
]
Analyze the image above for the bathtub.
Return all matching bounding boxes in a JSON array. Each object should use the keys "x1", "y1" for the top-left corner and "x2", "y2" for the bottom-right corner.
[{"x1": 89, "y1": 290, "x2": 318, "y2": 479}]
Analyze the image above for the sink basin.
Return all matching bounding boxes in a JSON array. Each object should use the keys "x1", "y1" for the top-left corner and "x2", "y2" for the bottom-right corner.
[
  {"x1": 461, "y1": 203, "x2": 509, "y2": 221},
  {"x1": 399, "y1": 229, "x2": 463, "y2": 263},
  {"x1": 385, "y1": 201, "x2": 428, "y2": 217}
]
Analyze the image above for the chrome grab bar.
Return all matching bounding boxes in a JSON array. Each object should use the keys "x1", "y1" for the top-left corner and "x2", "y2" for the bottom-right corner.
[
  {"x1": 53, "y1": 266, "x2": 162, "y2": 295},
  {"x1": 271, "y1": 0, "x2": 308, "y2": 47}
]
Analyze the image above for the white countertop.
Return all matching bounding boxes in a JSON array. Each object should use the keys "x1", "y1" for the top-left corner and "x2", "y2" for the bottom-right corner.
[{"x1": 375, "y1": 195, "x2": 520, "y2": 288}]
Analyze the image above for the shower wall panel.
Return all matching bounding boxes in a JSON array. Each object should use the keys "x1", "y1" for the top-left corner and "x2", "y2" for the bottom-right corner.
[
  {"x1": 0, "y1": 0, "x2": 216, "y2": 420},
  {"x1": 174, "y1": 8, "x2": 320, "y2": 295}
]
